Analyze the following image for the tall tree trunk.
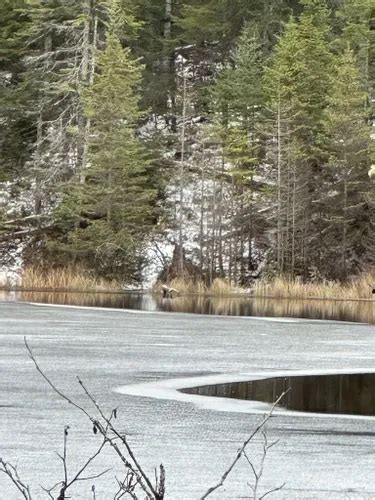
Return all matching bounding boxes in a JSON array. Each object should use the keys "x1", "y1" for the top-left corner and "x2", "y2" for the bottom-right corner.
[
  {"x1": 34, "y1": 111, "x2": 43, "y2": 216},
  {"x1": 342, "y1": 162, "x2": 348, "y2": 278},
  {"x1": 178, "y1": 73, "x2": 187, "y2": 274},
  {"x1": 164, "y1": 0, "x2": 172, "y2": 38},
  {"x1": 239, "y1": 188, "x2": 245, "y2": 283},
  {"x1": 163, "y1": 0, "x2": 176, "y2": 131},
  {"x1": 228, "y1": 175, "x2": 235, "y2": 283},
  {"x1": 276, "y1": 96, "x2": 282, "y2": 272},
  {"x1": 217, "y1": 149, "x2": 225, "y2": 276},
  {"x1": 248, "y1": 181, "x2": 254, "y2": 273},
  {"x1": 211, "y1": 153, "x2": 217, "y2": 282},
  {"x1": 81, "y1": 4, "x2": 98, "y2": 184},
  {"x1": 34, "y1": 33, "x2": 52, "y2": 215},
  {"x1": 199, "y1": 145, "x2": 205, "y2": 275},
  {"x1": 291, "y1": 161, "x2": 296, "y2": 277}
]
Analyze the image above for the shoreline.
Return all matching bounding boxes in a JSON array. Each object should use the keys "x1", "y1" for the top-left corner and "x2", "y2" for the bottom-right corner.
[{"x1": 1, "y1": 287, "x2": 375, "y2": 303}]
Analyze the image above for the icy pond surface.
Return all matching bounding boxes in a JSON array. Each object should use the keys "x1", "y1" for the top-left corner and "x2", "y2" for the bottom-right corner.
[
  {"x1": 1, "y1": 299, "x2": 375, "y2": 499},
  {"x1": 3, "y1": 289, "x2": 375, "y2": 323}
]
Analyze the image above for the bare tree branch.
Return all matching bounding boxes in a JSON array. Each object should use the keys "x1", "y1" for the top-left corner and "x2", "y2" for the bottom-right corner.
[
  {"x1": 77, "y1": 376, "x2": 162, "y2": 499},
  {"x1": 244, "y1": 429, "x2": 284, "y2": 500},
  {"x1": 0, "y1": 459, "x2": 32, "y2": 500},
  {"x1": 24, "y1": 338, "x2": 93, "y2": 421},
  {"x1": 200, "y1": 389, "x2": 290, "y2": 499},
  {"x1": 20, "y1": 337, "x2": 287, "y2": 500},
  {"x1": 24, "y1": 337, "x2": 164, "y2": 500},
  {"x1": 259, "y1": 482, "x2": 286, "y2": 500}
]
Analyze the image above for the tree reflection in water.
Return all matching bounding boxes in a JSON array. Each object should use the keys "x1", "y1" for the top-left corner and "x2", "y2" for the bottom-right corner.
[
  {"x1": 5, "y1": 291, "x2": 375, "y2": 324},
  {"x1": 181, "y1": 373, "x2": 375, "y2": 416}
]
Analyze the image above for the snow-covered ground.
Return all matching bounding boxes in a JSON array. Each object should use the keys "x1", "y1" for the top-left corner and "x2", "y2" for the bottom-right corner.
[{"x1": 1, "y1": 300, "x2": 375, "y2": 499}]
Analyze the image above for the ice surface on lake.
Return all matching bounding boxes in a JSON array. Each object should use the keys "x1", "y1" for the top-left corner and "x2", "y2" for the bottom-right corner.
[{"x1": 1, "y1": 301, "x2": 375, "y2": 499}]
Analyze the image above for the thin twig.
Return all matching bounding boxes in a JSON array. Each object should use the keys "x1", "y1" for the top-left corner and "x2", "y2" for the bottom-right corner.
[
  {"x1": 0, "y1": 459, "x2": 32, "y2": 500},
  {"x1": 25, "y1": 338, "x2": 161, "y2": 499},
  {"x1": 200, "y1": 389, "x2": 290, "y2": 499},
  {"x1": 259, "y1": 482, "x2": 286, "y2": 500},
  {"x1": 63, "y1": 426, "x2": 69, "y2": 487},
  {"x1": 66, "y1": 440, "x2": 109, "y2": 487},
  {"x1": 0, "y1": 461, "x2": 32, "y2": 500},
  {"x1": 75, "y1": 468, "x2": 111, "y2": 482},
  {"x1": 244, "y1": 429, "x2": 281, "y2": 499},
  {"x1": 41, "y1": 480, "x2": 63, "y2": 499},
  {"x1": 77, "y1": 376, "x2": 161, "y2": 499},
  {"x1": 24, "y1": 338, "x2": 92, "y2": 421}
]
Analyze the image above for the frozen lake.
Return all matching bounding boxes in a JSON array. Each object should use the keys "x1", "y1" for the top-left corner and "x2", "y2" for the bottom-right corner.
[{"x1": 1, "y1": 300, "x2": 375, "y2": 499}]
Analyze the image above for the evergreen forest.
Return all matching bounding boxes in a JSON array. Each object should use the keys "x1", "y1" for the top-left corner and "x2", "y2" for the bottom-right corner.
[{"x1": 0, "y1": 0, "x2": 374, "y2": 286}]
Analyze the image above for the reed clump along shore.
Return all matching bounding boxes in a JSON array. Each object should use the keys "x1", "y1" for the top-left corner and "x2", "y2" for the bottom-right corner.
[
  {"x1": 157, "y1": 275, "x2": 375, "y2": 301},
  {"x1": 1, "y1": 268, "x2": 375, "y2": 301},
  {"x1": 253, "y1": 275, "x2": 375, "y2": 300},
  {"x1": 15, "y1": 267, "x2": 121, "y2": 292}
]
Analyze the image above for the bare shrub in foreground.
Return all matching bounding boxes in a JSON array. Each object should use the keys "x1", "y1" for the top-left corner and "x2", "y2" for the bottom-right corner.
[{"x1": 0, "y1": 338, "x2": 287, "y2": 499}]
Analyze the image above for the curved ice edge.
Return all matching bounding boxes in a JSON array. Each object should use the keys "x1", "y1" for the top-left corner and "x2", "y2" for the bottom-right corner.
[
  {"x1": 114, "y1": 368, "x2": 375, "y2": 421},
  {"x1": 20, "y1": 302, "x2": 156, "y2": 314},
  {"x1": 17, "y1": 302, "x2": 366, "y2": 324}
]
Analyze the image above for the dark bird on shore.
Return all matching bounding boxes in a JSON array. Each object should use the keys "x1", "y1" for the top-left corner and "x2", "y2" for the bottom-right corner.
[{"x1": 162, "y1": 285, "x2": 179, "y2": 298}]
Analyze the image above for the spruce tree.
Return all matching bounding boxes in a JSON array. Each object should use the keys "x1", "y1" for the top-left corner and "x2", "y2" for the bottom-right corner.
[
  {"x1": 21, "y1": 0, "x2": 101, "y2": 215},
  {"x1": 0, "y1": 0, "x2": 32, "y2": 182},
  {"x1": 335, "y1": 0, "x2": 374, "y2": 80},
  {"x1": 52, "y1": 27, "x2": 157, "y2": 281},
  {"x1": 264, "y1": 1, "x2": 334, "y2": 278},
  {"x1": 213, "y1": 26, "x2": 267, "y2": 283},
  {"x1": 3, "y1": 0, "x2": 120, "y2": 260},
  {"x1": 335, "y1": 0, "x2": 375, "y2": 143},
  {"x1": 323, "y1": 48, "x2": 374, "y2": 278}
]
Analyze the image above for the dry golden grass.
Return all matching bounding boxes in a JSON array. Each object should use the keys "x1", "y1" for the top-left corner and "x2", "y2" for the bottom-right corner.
[
  {"x1": 0, "y1": 275, "x2": 9, "y2": 289},
  {"x1": 153, "y1": 277, "x2": 241, "y2": 296},
  {"x1": 20, "y1": 267, "x2": 121, "y2": 292},
  {"x1": 253, "y1": 274, "x2": 375, "y2": 300},
  {"x1": 19, "y1": 266, "x2": 375, "y2": 299},
  {"x1": 171, "y1": 277, "x2": 206, "y2": 294},
  {"x1": 163, "y1": 273, "x2": 375, "y2": 300},
  {"x1": 209, "y1": 278, "x2": 241, "y2": 296},
  {"x1": 152, "y1": 278, "x2": 201, "y2": 295},
  {"x1": 156, "y1": 273, "x2": 375, "y2": 300},
  {"x1": 156, "y1": 277, "x2": 207, "y2": 294}
]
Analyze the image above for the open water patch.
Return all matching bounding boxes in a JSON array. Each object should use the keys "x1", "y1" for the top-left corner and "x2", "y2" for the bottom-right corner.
[{"x1": 180, "y1": 373, "x2": 375, "y2": 417}]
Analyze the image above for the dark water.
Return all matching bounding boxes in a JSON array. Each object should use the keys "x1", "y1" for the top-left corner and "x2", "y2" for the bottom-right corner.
[
  {"x1": 2, "y1": 290, "x2": 375, "y2": 323},
  {"x1": 181, "y1": 373, "x2": 375, "y2": 416}
]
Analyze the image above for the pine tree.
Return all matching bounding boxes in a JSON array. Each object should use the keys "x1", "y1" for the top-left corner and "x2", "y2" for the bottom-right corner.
[
  {"x1": 323, "y1": 48, "x2": 374, "y2": 278},
  {"x1": 21, "y1": 0, "x2": 102, "y2": 216},
  {"x1": 211, "y1": 26, "x2": 267, "y2": 283},
  {"x1": 177, "y1": 0, "x2": 298, "y2": 54},
  {"x1": 0, "y1": 0, "x2": 107, "y2": 272},
  {"x1": 51, "y1": 27, "x2": 157, "y2": 281},
  {"x1": 129, "y1": 0, "x2": 181, "y2": 127},
  {"x1": 335, "y1": 0, "x2": 375, "y2": 146},
  {"x1": 0, "y1": 0, "x2": 32, "y2": 182},
  {"x1": 264, "y1": 1, "x2": 334, "y2": 278},
  {"x1": 335, "y1": 0, "x2": 374, "y2": 81}
]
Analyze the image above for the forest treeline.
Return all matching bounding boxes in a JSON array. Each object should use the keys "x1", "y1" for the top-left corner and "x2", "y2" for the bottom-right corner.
[{"x1": 0, "y1": 0, "x2": 374, "y2": 285}]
